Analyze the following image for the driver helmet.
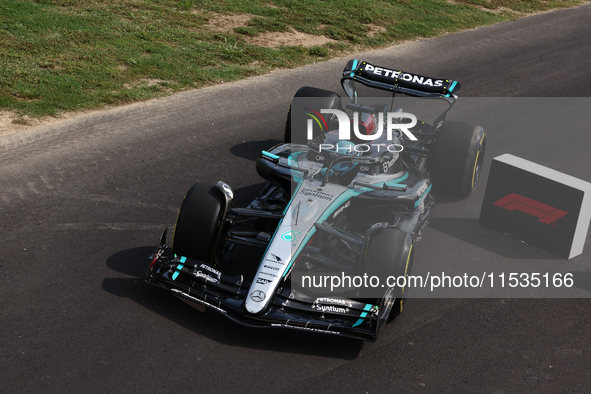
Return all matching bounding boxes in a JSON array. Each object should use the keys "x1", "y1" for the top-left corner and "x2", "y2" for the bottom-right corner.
[{"x1": 349, "y1": 112, "x2": 378, "y2": 142}]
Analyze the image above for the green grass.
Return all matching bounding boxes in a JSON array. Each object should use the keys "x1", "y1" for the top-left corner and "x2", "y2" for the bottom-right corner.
[{"x1": 0, "y1": 0, "x2": 583, "y2": 121}]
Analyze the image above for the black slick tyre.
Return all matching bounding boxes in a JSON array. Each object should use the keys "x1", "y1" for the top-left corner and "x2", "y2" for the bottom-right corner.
[
  {"x1": 363, "y1": 228, "x2": 414, "y2": 324},
  {"x1": 172, "y1": 183, "x2": 224, "y2": 263},
  {"x1": 284, "y1": 86, "x2": 341, "y2": 144},
  {"x1": 429, "y1": 121, "x2": 486, "y2": 198}
]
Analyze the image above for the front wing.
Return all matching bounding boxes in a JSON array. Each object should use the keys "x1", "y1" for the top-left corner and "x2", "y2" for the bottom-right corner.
[{"x1": 146, "y1": 236, "x2": 382, "y2": 341}]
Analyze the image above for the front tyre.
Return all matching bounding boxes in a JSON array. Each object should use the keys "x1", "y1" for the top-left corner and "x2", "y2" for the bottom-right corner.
[
  {"x1": 172, "y1": 183, "x2": 224, "y2": 263},
  {"x1": 363, "y1": 228, "x2": 414, "y2": 324},
  {"x1": 429, "y1": 121, "x2": 486, "y2": 198}
]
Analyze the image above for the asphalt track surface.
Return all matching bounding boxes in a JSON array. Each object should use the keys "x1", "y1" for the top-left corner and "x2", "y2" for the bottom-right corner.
[{"x1": 2, "y1": 5, "x2": 591, "y2": 393}]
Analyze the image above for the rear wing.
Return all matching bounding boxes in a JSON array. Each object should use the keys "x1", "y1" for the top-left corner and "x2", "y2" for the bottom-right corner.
[{"x1": 342, "y1": 59, "x2": 460, "y2": 98}]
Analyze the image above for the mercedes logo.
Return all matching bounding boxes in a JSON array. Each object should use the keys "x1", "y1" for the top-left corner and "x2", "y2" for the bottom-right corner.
[{"x1": 250, "y1": 290, "x2": 266, "y2": 302}]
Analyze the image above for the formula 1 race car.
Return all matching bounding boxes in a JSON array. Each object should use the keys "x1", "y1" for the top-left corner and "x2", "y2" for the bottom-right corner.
[{"x1": 146, "y1": 59, "x2": 486, "y2": 341}]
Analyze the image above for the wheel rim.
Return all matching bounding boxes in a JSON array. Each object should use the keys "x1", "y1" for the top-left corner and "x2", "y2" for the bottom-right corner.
[
  {"x1": 473, "y1": 161, "x2": 482, "y2": 187},
  {"x1": 380, "y1": 287, "x2": 396, "y2": 320},
  {"x1": 471, "y1": 146, "x2": 484, "y2": 189}
]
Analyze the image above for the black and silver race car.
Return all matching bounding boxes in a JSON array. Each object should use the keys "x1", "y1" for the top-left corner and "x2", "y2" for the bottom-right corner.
[{"x1": 146, "y1": 59, "x2": 486, "y2": 341}]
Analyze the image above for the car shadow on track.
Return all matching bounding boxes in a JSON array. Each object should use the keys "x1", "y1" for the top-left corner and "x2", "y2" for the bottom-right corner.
[
  {"x1": 569, "y1": 271, "x2": 591, "y2": 294},
  {"x1": 229, "y1": 139, "x2": 283, "y2": 162},
  {"x1": 102, "y1": 248, "x2": 364, "y2": 358},
  {"x1": 428, "y1": 217, "x2": 559, "y2": 260},
  {"x1": 430, "y1": 190, "x2": 473, "y2": 204}
]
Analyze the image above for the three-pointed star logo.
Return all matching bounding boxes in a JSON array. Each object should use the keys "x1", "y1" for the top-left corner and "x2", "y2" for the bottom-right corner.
[{"x1": 250, "y1": 290, "x2": 266, "y2": 302}]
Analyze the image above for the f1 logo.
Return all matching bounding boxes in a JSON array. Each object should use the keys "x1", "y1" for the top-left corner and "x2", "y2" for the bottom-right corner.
[{"x1": 493, "y1": 193, "x2": 568, "y2": 225}]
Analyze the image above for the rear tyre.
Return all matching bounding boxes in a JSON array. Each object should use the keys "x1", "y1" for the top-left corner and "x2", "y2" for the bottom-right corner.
[
  {"x1": 284, "y1": 86, "x2": 341, "y2": 144},
  {"x1": 429, "y1": 121, "x2": 486, "y2": 198},
  {"x1": 363, "y1": 228, "x2": 414, "y2": 324},
  {"x1": 172, "y1": 183, "x2": 224, "y2": 263}
]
